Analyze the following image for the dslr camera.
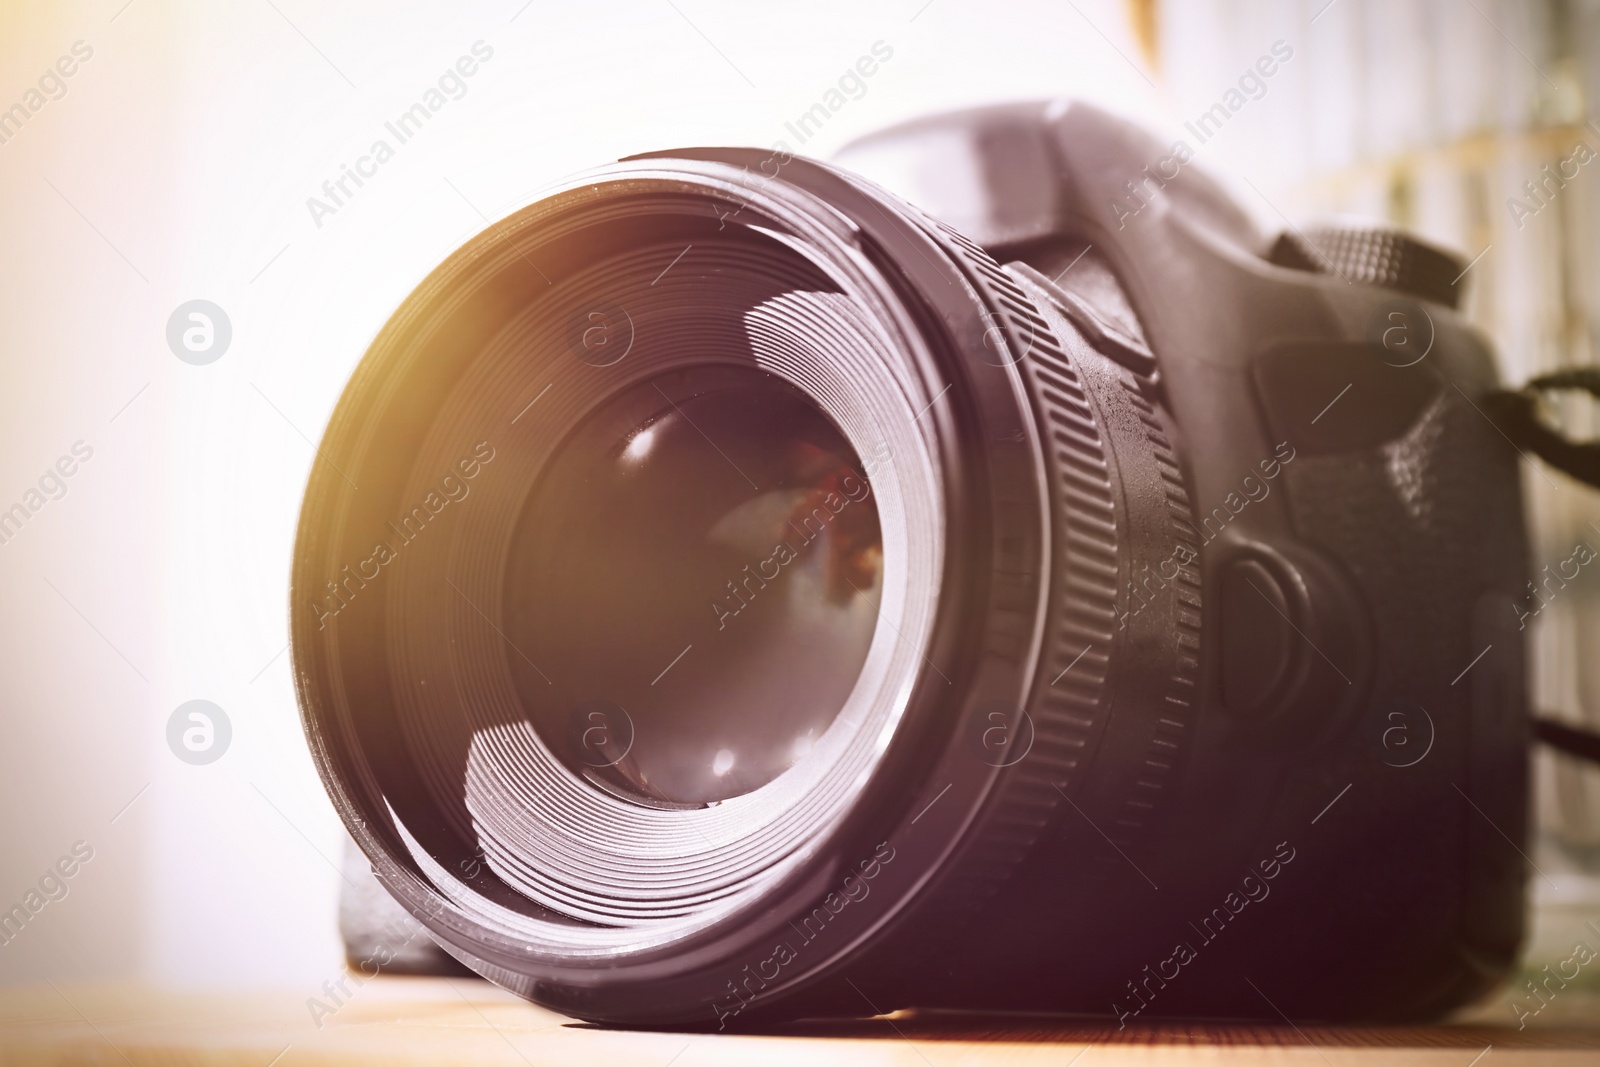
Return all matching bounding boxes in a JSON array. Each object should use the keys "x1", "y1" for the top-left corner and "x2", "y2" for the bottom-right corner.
[{"x1": 292, "y1": 101, "x2": 1529, "y2": 1026}]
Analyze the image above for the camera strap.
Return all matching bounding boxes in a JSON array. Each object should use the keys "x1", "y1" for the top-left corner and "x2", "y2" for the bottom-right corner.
[
  {"x1": 1485, "y1": 367, "x2": 1600, "y2": 490},
  {"x1": 1487, "y1": 367, "x2": 1600, "y2": 764},
  {"x1": 1534, "y1": 718, "x2": 1600, "y2": 763}
]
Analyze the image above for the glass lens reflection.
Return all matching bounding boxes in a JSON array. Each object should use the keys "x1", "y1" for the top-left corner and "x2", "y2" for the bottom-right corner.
[{"x1": 505, "y1": 368, "x2": 883, "y2": 805}]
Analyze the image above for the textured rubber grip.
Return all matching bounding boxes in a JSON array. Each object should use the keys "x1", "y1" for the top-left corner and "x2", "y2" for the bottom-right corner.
[{"x1": 1268, "y1": 223, "x2": 1467, "y2": 309}]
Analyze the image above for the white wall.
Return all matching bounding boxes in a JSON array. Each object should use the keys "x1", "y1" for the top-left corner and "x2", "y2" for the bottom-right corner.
[{"x1": 0, "y1": 0, "x2": 1161, "y2": 990}]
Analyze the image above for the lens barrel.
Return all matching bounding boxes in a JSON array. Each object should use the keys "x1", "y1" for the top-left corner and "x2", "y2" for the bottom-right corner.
[{"x1": 292, "y1": 146, "x2": 1132, "y2": 1021}]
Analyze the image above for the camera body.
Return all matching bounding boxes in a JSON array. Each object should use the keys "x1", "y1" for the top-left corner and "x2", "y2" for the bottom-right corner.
[
  {"x1": 810, "y1": 100, "x2": 1530, "y2": 1021},
  {"x1": 314, "y1": 101, "x2": 1529, "y2": 1026}
]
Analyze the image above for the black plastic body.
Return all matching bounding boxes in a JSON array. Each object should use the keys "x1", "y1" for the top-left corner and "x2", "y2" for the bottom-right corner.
[{"x1": 810, "y1": 101, "x2": 1531, "y2": 1021}]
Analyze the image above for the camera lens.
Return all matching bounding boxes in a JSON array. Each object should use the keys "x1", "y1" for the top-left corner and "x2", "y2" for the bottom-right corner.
[
  {"x1": 504, "y1": 367, "x2": 883, "y2": 806},
  {"x1": 294, "y1": 147, "x2": 1182, "y2": 1025}
]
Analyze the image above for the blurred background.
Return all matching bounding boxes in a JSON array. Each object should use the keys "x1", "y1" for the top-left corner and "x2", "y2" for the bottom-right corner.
[{"x1": 0, "y1": 0, "x2": 1597, "y2": 1007}]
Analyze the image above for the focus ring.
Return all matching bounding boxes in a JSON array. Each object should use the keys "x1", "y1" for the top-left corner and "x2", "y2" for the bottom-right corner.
[
  {"x1": 1007, "y1": 267, "x2": 1200, "y2": 845},
  {"x1": 889, "y1": 218, "x2": 1203, "y2": 914},
  {"x1": 916, "y1": 219, "x2": 1124, "y2": 902},
  {"x1": 1088, "y1": 347, "x2": 1203, "y2": 840}
]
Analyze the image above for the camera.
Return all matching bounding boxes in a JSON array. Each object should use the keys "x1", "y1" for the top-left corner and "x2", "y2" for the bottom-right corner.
[{"x1": 292, "y1": 100, "x2": 1530, "y2": 1027}]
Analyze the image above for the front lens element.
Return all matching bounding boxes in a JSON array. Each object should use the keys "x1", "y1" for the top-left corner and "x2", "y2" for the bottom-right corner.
[{"x1": 505, "y1": 366, "x2": 884, "y2": 806}]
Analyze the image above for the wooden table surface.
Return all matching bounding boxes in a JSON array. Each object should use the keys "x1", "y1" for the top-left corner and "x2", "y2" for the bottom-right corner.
[{"x1": 2, "y1": 978, "x2": 1599, "y2": 1066}]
